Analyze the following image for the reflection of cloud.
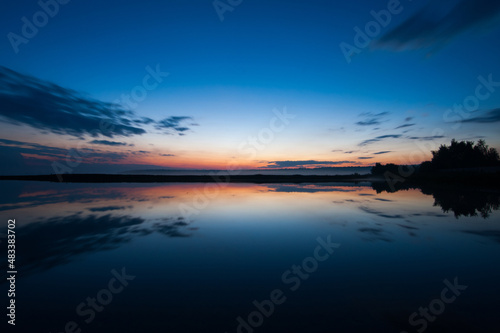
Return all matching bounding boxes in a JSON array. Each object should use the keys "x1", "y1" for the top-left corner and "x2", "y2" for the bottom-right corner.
[
  {"x1": 0, "y1": 213, "x2": 196, "y2": 279},
  {"x1": 269, "y1": 184, "x2": 361, "y2": 193},
  {"x1": 375, "y1": 0, "x2": 500, "y2": 50},
  {"x1": 359, "y1": 206, "x2": 405, "y2": 219},
  {"x1": 462, "y1": 230, "x2": 500, "y2": 243},
  {"x1": 0, "y1": 66, "x2": 194, "y2": 138},
  {"x1": 358, "y1": 227, "x2": 393, "y2": 242}
]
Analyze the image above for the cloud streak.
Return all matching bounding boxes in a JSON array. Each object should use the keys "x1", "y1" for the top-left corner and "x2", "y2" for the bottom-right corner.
[
  {"x1": 264, "y1": 160, "x2": 357, "y2": 168},
  {"x1": 375, "y1": 0, "x2": 500, "y2": 50},
  {"x1": 460, "y1": 108, "x2": 500, "y2": 123},
  {"x1": 359, "y1": 135, "x2": 402, "y2": 147}
]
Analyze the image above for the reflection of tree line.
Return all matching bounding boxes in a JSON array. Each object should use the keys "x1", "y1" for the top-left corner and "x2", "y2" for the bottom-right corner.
[{"x1": 371, "y1": 182, "x2": 500, "y2": 219}]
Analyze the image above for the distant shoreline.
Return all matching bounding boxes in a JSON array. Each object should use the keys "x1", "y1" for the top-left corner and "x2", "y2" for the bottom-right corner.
[
  {"x1": 1, "y1": 171, "x2": 499, "y2": 187},
  {"x1": 0, "y1": 174, "x2": 374, "y2": 183}
]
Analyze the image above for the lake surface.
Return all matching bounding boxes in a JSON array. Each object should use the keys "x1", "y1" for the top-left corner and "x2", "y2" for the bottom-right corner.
[{"x1": 1, "y1": 181, "x2": 499, "y2": 332}]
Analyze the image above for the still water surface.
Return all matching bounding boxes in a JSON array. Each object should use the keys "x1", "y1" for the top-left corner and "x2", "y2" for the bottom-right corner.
[{"x1": 1, "y1": 181, "x2": 499, "y2": 332}]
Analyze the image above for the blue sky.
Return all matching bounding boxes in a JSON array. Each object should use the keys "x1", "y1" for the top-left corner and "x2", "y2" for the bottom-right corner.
[{"x1": 1, "y1": 0, "x2": 500, "y2": 174}]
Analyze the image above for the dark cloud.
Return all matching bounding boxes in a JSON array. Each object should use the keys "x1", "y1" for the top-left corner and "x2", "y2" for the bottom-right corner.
[
  {"x1": 462, "y1": 230, "x2": 500, "y2": 244},
  {"x1": 160, "y1": 153, "x2": 175, "y2": 157},
  {"x1": 87, "y1": 206, "x2": 131, "y2": 212},
  {"x1": 358, "y1": 157, "x2": 374, "y2": 160},
  {"x1": 395, "y1": 123, "x2": 416, "y2": 129},
  {"x1": 460, "y1": 108, "x2": 500, "y2": 123},
  {"x1": 359, "y1": 206, "x2": 405, "y2": 219},
  {"x1": 356, "y1": 111, "x2": 389, "y2": 127},
  {"x1": 155, "y1": 116, "x2": 194, "y2": 134},
  {"x1": 356, "y1": 119, "x2": 381, "y2": 126},
  {"x1": 264, "y1": 160, "x2": 357, "y2": 168},
  {"x1": 375, "y1": 0, "x2": 500, "y2": 50},
  {"x1": 0, "y1": 67, "x2": 194, "y2": 138},
  {"x1": 359, "y1": 135, "x2": 402, "y2": 147},
  {"x1": 90, "y1": 140, "x2": 128, "y2": 146},
  {"x1": 373, "y1": 151, "x2": 392, "y2": 155},
  {"x1": 405, "y1": 117, "x2": 414, "y2": 122},
  {"x1": 407, "y1": 135, "x2": 446, "y2": 140}
]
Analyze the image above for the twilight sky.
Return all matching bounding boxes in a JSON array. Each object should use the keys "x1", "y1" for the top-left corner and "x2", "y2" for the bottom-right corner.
[{"x1": 1, "y1": 0, "x2": 500, "y2": 174}]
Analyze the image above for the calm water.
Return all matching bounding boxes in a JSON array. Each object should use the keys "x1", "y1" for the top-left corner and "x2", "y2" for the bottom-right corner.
[{"x1": 1, "y1": 181, "x2": 499, "y2": 332}]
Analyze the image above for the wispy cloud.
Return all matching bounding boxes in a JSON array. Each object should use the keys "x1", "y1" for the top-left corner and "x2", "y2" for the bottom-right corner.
[
  {"x1": 90, "y1": 140, "x2": 128, "y2": 146},
  {"x1": 359, "y1": 135, "x2": 402, "y2": 147},
  {"x1": 358, "y1": 157, "x2": 374, "y2": 160},
  {"x1": 0, "y1": 67, "x2": 195, "y2": 138},
  {"x1": 375, "y1": 0, "x2": 500, "y2": 50},
  {"x1": 460, "y1": 108, "x2": 500, "y2": 123},
  {"x1": 407, "y1": 135, "x2": 446, "y2": 141},
  {"x1": 373, "y1": 151, "x2": 392, "y2": 155},
  {"x1": 395, "y1": 123, "x2": 415, "y2": 129},
  {"x1": 356, "y1": 111, "x2": 389, "y2": 127},
  {"x1": 264, "y1": 160, "x2": 357, "y2": 168}
]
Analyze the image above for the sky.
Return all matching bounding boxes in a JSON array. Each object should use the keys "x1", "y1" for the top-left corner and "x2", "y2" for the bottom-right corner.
[{"x1": 1, "y1": 0, "x2": 500, "y2": 174}]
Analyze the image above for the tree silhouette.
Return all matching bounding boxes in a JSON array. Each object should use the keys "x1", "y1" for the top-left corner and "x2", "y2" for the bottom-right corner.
[{"x1": 430, "y1": 139, "x2": 500, "y2": 169}]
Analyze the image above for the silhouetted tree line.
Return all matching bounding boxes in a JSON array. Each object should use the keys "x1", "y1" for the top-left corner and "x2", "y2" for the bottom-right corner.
[{"x1": 372, "y1": 139, "x2": 500, "y2": 176}]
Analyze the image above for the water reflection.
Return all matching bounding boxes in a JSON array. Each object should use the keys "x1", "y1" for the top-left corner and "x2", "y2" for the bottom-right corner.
[
  {"x1": 371, "y1": 182, "x2": 500, "y2": 218},
  {"x1": 1, "y1": 181, "x2": 499, "y2": 332}
]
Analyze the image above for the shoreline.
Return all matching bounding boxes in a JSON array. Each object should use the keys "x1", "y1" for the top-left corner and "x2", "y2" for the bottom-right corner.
[{"x1": 0, "y1": 174, "x2": 375, "y2": 183}]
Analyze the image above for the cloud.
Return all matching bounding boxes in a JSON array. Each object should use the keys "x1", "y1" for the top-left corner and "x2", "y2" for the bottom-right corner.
[
  {"x1": 264, "y1": 160, "x2": 357, "y2": 168},
  {"x1": 356, "y1": 119, "x2": 381, "y2": 126},
  {"x1": 395, "y1": 123, "x2": 416, "y2": 129},
  {"x1": 0, "y1": 67, "x2": 195, "y2": 138},
  {"x1": 373, "y1": 151, "x2": 392, "y2": 155},
  {"x1": 344, "y1": 151, "x2": 357, "y2": 154},
  {"x1": 356, "y1": 111, "x2": 389, "y2": 127},
  {"x1": 460, "y1": 108, "x2": 500, "y2": 123},
  {"x1": 160, "y1": 153, "x2": 175, "y2": 157},
  {"x1": 405, "y1": 117, "x2": 414, "y2": 122},
  {"x1": 90, "y1": 140, "x2": 128, "y2": 146},
  {"x1": 358, "y1": 157, "x2": 374, "y2": 160},
  {"x1": 375, "y1": 0, "x2": 500, "y2": 50},
  {"x1": 359, "y1": 134, "x2": 402, "y2": 147},
  {"x1": 155, "y1": 116, "x2": 194, "y2": 134},
  {"x1": 407, "y1": 135, "x2": 446, "y2": 140}
]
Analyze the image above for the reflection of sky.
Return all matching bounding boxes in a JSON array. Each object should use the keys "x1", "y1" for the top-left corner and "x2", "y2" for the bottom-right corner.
[{"x1": 3, "y1": 182, "x2": 500, "y2": 331}]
